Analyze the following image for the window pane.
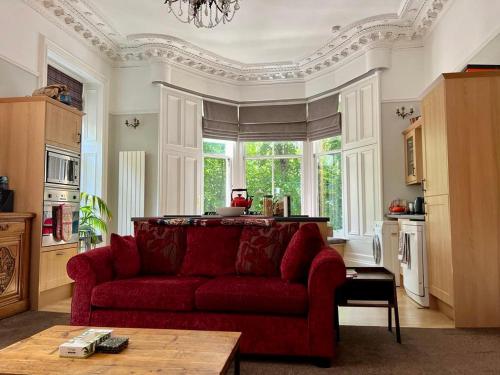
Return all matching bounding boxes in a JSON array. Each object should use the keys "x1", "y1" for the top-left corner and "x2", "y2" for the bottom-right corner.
[
  {"x1": 273, "y1": 141, "x2": 302, "y2": 156},
  {"x1": 204, "y1": 157, "x2": 227, "y2": 212},
  {"x1": 203, "y1": 140, "x2": 226, "y2": 155},
  {"x1": 245, "y1": 159, "x2": 272, "y2": 213},
  {"x1": 318, "y1": 136, "x2": 342, "y2": 153},
  {"x1": 318, "y1": 153, "x2": 342, "y2": 231},
  {"x1": 274, "y1": 158, "x2": 302, "y2": 215},
  {"x1": 244, "y1": 142, "x2": 273, "y2": 157}
]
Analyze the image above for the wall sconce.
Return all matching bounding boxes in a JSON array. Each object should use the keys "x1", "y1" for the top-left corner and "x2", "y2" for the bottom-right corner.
[
  {"x1": 125, "y1": 118, "x2": 140, "y2": 129},
  {"x1": 396, "y1": 106, "x2": 414, "y2": 119}
]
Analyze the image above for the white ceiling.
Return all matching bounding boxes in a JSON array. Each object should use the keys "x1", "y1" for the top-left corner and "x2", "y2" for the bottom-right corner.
[{"x1": 89, "y1": 0, "x2": 402, "y2": 64}]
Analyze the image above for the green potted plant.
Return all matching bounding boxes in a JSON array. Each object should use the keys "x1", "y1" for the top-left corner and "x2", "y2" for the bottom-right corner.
[{"x1": 79, "y1": 192, "x2": 112, "y2": 252}]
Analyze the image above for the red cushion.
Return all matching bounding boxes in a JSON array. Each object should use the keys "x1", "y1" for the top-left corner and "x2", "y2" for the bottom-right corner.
[
  {"x1": 180, "y1": 226, "x2": 242, "y2": 277},
  {"x1": 235, "y1": 223, "x2": 299, "y2": 276},
  {"x1": 195, "y1": 276, "x2": 308, "y2": 315},
  {"x1": 280, "y1": 223, "x2": 325, "y2": 282},
  {"x1": 110, "y1": 233, "x2": 140, "y2": 279},
  {"x1": 91, "y1": 276, "x2": 207, "y2": 311},
  {"x1": 135, "y1": 222, "x2": 187, "y2": 275}
]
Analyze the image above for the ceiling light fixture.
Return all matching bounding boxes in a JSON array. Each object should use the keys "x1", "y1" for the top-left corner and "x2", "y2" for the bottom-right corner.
[{"x1": 164, "y1": 0, "x2": 241, "y2": 28}]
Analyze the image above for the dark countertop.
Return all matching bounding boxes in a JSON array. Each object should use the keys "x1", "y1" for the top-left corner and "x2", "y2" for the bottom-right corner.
[
  {"x1": 385, "y1": 213, "x2": 425, "y2": 221},
  {"x1": 132, "y1": 215, "x2": 329, "y2": 222}
]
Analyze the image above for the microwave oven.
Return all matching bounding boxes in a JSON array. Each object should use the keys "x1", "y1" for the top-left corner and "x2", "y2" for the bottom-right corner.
[{"x1": 45, "y1": 146, "x2": 80, "y2": 188}]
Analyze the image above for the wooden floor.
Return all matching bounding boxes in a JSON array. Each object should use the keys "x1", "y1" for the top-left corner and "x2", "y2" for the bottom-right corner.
[{"x1": 40, "y1": 287, "x2": 454, "y2": 329}]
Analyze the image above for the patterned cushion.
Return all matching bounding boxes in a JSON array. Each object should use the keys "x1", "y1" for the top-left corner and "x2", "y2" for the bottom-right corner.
[
  {"x1": 280, "y1": 223, "x2": 325, "y2": 282},
  {"x1": 110, "y1": 233, "x2": 140, "y2": 279},
  {"x1": 134, "y1": 222, "x2": 187, "y2": 275},
  {"x1": 235, "y1": 223, "x2": 300, "y2": 276},
  {"x1": 180, "y1": 226, "x2": 242, "y2": 277}
]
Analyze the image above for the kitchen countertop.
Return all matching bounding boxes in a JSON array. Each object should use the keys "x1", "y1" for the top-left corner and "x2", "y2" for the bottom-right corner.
[
  {"x1": 385, "y1": 213, "x2": 425, "y2": 221},
  {"x1": 132, "y1": 215, "x2": 329, "y2": 222}
]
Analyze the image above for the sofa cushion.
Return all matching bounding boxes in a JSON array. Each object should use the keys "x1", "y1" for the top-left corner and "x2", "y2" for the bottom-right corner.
[
  {"x1": 195, "y1": 276, "x2": 308, "y2": 315},
  {"x1": 91, "y1": 276, "x2": 207, "y2": 311},
  {"x1": 135, "y1": 222, "x2": 187, "y2": 275},
  {"x1": 110, "y1": 233, "x2": 140, "y2": 279},
  {"x1": 180, "y1": 226, "x2": 242, "y2": 277},
  {"x1": 280, "y1": 223, "x2": 325, "y2": 282},
  {"x1": 235, "y1": 223, "x2": 300, "y2": 277}
]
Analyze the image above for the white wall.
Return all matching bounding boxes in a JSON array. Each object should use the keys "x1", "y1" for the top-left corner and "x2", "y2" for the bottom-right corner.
[
  {"x1": 0, "y1": 0, "x2": 111, "y2": 82},
  {"x1": 380, "y1": 101, "x2": 422, "y2": 211},
  {"x1": 110, "y1": 65, "x2": 161, "y2": 114},
  {"x1": 423, "y1": 0, "x2": 500, "y2": 87},
  {"x1": 107, "y1": 113, "x2": 159, "y2": 234}
]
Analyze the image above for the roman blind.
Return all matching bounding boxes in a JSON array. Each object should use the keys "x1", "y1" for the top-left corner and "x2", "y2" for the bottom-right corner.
[
  {"x1": 238, "y1": 103, "x2": 307, "y2": 141},
  {"x1": 307, "y1": 93, "x2": 341, "y2": 141},
  {"x1": 47, "y1": 65, "x2": 83, "y2": 111},
  {"x1": 202, "y1": 100, "x2": 239, "y2": 141}
]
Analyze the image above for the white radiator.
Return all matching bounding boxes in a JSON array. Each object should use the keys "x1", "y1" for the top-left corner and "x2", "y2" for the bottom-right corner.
[{"x1": 118, "y1": 151, "x2": 145, "y2": 235}]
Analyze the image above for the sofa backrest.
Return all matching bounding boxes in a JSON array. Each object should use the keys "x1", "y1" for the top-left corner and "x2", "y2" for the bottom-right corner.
[{"x1": 133, "y1": 220, "x2": 300, "y2": 278}]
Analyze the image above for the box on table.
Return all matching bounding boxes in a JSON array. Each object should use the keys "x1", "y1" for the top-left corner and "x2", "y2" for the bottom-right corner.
[{"x1": 59, "y1": 329, "x2": 113, "y2": 358}]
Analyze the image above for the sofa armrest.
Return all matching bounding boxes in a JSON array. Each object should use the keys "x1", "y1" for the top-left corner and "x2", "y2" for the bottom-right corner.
[
  {"x1": 307, "y1": 247, "x2": 346, "y2": 359},
  {"x1": 67, "y1": 246, "x2": 114, "y2": 325}
]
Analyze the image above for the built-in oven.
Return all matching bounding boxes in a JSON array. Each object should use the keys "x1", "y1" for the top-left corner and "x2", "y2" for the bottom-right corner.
[
  {"x1": 45, "y1": 146, "x2": 80, "y2": 188},
  {"x1": 42, "y1": 188, "x2": 80, "y2": 247}
]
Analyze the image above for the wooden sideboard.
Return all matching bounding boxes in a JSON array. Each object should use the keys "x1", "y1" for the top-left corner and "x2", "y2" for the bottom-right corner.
[{"x1": 0, "y1": 213, "x2": 34, "y2": 319}]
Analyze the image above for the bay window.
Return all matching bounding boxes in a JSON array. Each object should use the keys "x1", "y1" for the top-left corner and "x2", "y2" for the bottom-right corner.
[
  {"x1": 243, "y1": 141, "x2": 302, "y2": 215},
  {"x1": 202, "y1": 139, "x2": 233, "y2": 213},
  {"x1": 314, "y1": 136, "x2": 343, "y2": 233}
]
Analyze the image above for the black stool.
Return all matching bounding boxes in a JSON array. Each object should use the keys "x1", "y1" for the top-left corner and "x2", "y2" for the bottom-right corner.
[{"x1": 335, "y1": 267, "x2": 401, "y2": 343}]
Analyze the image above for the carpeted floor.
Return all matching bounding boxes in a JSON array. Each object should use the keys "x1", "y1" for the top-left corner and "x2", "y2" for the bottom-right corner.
[{"x1": 1, "y1": 311, "x2": 499, "y2": 374}]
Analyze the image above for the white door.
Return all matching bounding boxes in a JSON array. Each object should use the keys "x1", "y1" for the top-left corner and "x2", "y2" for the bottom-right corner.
[{"x1": 158, "y1": 87, "x2": 202, "y2": 215}]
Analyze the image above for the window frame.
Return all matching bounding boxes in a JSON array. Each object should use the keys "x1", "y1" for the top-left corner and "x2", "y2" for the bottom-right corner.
[
  {"x1": 313, "y1": 137, "x2": 344, "y2": 238},
  {"x1": 242, "y1": 141, "x2": 304, "y2": 214},
  {"x1": 202, "y1": 139, "x2": 235, "y2": 212}
]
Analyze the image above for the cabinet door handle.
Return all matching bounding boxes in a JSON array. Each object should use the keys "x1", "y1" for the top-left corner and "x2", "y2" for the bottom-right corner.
[
  {"x1": 0, "y1": 224, "x2": 9, "y2": 231},
  {"x1": 421, "y1": 179, "x2": 426, "y2": 192},
  {"x1": 55, "y1": 251, "x2": 65, "y2": 256},
  {"x1": 76, "y1": 132, "x2": 82, "y2": 144}
]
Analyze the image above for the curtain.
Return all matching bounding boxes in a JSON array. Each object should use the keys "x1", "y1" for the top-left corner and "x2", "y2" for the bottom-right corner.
[
  {"x1": 307, "y1": 94, "x2": 341, "y2": 141},
  {"x1": 202, "y1": 101, "x2": 239, "y2": 141},
  {"x1": 238, "y1": 103, "x2": 307, "y2": 141}
]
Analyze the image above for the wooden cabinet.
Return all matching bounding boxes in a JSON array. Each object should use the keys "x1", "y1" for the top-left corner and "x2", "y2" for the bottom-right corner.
[
  {"x1": 425, "y1": 195, "x2": 453, "y2": 306},
  {"x1": 421, "y1": 72, "x2": 500, "y2": 327},
  {"x1": 0, "y1": 213, "x2": 34, "y2": 319},
  {"x1": 39, "y1": 246, "x2": 77, "y2": 292},
  {"x1": 422, "y1": 82, "x2": 449, "y2": 196},
  {"x1": 0, "y1": 96, "x2": 83, "y2": 310},
  {"x1": 45, "y1": 102, "x2": 82, "y2": 152},
  {"x1": 402, "y1": 119, "x2": 423, "y2": 185}
]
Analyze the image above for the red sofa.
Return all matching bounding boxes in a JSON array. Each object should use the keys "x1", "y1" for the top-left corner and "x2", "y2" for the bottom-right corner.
[{"x1": 67, "y1": 220, "x2": 346, "y2": 363}]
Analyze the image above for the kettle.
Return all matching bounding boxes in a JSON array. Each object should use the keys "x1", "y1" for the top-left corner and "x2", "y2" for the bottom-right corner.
[
  {"x1": 414, "y1": 197, "x2": 425, "y2": 214},
  {"x1": 231, "y1": 189, "x2": 253, "y2": 213}
]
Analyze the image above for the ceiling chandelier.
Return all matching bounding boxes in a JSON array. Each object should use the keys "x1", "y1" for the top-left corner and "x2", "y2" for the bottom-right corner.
[{"x1": 164, "y1": 0, "x2": 241, "y2": 28}]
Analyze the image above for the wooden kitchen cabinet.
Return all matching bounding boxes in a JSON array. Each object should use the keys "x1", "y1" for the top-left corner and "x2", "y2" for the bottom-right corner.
[
  {"x1": 39, "y1": 246, "x2": 77, "y2": 292},
  {"x1": 0, "y1": 213, "x2": 34, "y2": 319},
  {"x1": 425, "y1": 195, "x2": 453, "y2": 307},
  {"x1": 45, "y1": 101, "x2": 82, "y2": 152},
  {"x1": 421, "y1": 72, "x2": 500, "y2": 327},
  {"x1": 402, "y1": 118, "x2": 423, "y2": 185},
  {"x1": 422, "y1": 82, "x2": 449, "y2": 196}
]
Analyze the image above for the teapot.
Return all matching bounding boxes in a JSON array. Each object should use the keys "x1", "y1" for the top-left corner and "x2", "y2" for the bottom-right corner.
[{"x1": 231, "y1": 189, "x2": 253, "y2": 213}]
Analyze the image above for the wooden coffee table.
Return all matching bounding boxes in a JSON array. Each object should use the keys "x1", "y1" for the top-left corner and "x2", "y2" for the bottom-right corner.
[{"x1": 0, "y1": 325, "x2": 241, "y2": 375}]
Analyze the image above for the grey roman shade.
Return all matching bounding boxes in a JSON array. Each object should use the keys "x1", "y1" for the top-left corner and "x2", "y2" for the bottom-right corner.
[
  {"x1": 307, "y1": 94, "x2": 341, "y2": 141},
  {"x1": 238, "y1": 103, "x2": 307, "y2": 141},
  {"x1": 202, "y1": 100, "x2": 239, "y2": 141}
]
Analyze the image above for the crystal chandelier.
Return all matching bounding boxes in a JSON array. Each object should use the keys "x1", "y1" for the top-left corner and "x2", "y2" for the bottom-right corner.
[{"x1": 164, "y1": 0, "x2": 241, "y2": 28}]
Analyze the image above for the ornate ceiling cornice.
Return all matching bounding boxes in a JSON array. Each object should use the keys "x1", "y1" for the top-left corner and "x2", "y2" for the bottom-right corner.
[{"x1": 24, "y1": 0, "x2": 450, "y2": 83}]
